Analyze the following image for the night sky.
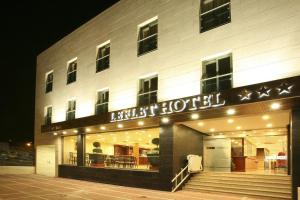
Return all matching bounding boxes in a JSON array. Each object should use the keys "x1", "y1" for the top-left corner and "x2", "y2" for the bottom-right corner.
[{"x1": 0, "y1": 1, "x2": 119, "y2": 144}]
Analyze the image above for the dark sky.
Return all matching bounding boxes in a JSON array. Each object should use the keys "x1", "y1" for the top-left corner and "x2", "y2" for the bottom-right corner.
[{"x1": 0, "y1": 1, "x2": 119, "y2": 143}]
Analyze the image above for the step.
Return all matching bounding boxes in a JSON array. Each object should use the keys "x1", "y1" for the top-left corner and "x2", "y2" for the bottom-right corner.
[
  {"x1": 195, "y1": 173, "x2": 291, "y2": 180},
  {"x1": 184, "y1": 185, "x2": 291, "y2": 200},
  {"x1": 192, "y1": 176, "x2": 291, "y2": 184},
  {"x1": 188, "y1": 179, "x2": 291, "y2": 189},
  {"x1": 185, "y1": 181, "x2": 291, "y2": 194}
]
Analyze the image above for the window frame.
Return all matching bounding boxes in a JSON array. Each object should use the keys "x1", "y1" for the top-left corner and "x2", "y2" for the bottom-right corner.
[
  {"x1": 95, "y1": 89, "x2": 109, "y2": 115},
  {"x1": 201, "y1": 54, "x2": 233, "y2": 93},
  {"x1": 138, "y1": 75, "x2": 158, "y2": 106},
  {"x1": 66, "y1": 100, "x2": 76, "y2": 121},
  {"x1": 45, "y1": 71, "x2": 53, "y2": 93},
  {"x1": 137, "y1": 18, "x2": 158, "y2": 56},
  {"x1": 96, "y1": 41, "x2": 110, "y2": 73},
  {"x1": 200, "y1": 0, "x2": 231, "y2": 33},
  {"x1": 67, "y1": 59, "x2": 77, "y2": 84},
  {"x1": 44, "y1": 106, "x2": 52, "y2": 125}
]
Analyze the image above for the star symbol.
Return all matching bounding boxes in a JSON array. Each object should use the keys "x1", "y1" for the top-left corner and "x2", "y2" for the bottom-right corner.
[
  {"x1": 276, "y1": 82, "x2": 293, "y2": 95},
  {"x1": 238, "y1": 89, "x2": 252, "y2": 101},
  {"x1": 257, "y1": 86, "x2": 271, "y2": 98}
]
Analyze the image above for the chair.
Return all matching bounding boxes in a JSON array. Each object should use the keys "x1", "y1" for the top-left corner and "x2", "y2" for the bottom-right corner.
[{"x1": 69, "y1": 152, "x2": 76, "y2": 165}]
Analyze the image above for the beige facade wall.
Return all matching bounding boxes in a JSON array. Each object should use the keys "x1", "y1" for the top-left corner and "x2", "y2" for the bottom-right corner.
[
  {"x1": 0, "y1": 166, "x2": 35, "y2": 174},
  {"x1": 35, "y1": 0, "x2": 300, "y2": 149}
]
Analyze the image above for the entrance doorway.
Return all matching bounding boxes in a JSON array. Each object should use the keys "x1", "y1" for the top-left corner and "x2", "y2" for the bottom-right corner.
[
  {"x1": 36, "y1": 145, "x2": 56, "y2": 177},
  {"x1": 181, "y1": 110, "x2": 289, "y2": 175}
]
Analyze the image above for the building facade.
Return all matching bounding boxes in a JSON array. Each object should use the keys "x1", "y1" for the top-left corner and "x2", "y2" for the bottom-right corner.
[{"x1": 35, "y1": 0, "x2": 300, "y2": 199}]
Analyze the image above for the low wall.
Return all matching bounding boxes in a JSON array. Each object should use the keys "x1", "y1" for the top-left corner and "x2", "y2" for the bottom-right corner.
[{"x1": 0, "y1": 166, "x2": 35, "y2": 174}]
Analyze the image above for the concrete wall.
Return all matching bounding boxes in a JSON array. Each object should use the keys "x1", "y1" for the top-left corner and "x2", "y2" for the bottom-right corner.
[
  {"x1": 0, "y1": 166, "x2": 35, "y2": 174},
  {"x1": 35, "y1": 0, "x2": 300, "y2": 146}
]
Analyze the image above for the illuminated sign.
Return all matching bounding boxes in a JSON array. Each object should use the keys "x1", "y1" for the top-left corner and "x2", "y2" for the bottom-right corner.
[{"x1": 110, "y1": 92, "x2": 225, "y2": 122}]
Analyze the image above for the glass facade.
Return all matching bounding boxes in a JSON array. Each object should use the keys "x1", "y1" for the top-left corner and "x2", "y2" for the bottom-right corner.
[
  {"x1": 63, "y1": 136, "x2": 77, "y2": 165},
  {"x1": 85, "y1": 128, "x2": 159, "y2": 170}
]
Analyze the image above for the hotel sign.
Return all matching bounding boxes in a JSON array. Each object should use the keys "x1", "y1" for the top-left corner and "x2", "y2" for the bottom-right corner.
[{"x1": 110, "y1": 92, "x2": 225, "y2": 122}]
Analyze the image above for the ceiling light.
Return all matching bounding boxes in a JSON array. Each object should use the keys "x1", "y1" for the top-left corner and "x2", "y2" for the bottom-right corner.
[
  {"x1": 270, "y1": 102, "x2": 281, "y2": 110},
  {"x1": 227, "y1": 119, "x2": 234, "y2": 123},
  {"x1": 117, "y1": 124, "x2": 123, "y2": 128},
  {"x1": 226, "y1": 109, "x2": 236, "y2": 115},
  {"x1": 62, "y1": 131, "x2": 67, "y2": 135},
  {"x1": 138, "y1": 121, "x2": 144, "y2": 126},
  {"x1": 236, "y1": 126, "x2": 241, "y2": 130},
  {"x1": 53, "y1": 132, "x2": 58, "y2": 136},
  {"x1": 209, "y1": 128, "x2": 215, "y2": 132},
  {"x1": 191, "y1": 113, "x2": 199, "y2": 120},
  {"x1": 73, "y1": 130, "x2": 78, "y2": 133},
  {"x1": 266, "y1": 123, "x2": 273, "y2": 128},
  {"x1": 198, "y1": 122, "x2": 204, "y2": 126},
  {"x1": 85, "y1": 128, "x2": 91, "y2": 132},
  {"x1": 161, "y1": 117, "x2": 169, "y2": 124},
  {"x1": 100, "y1": 126, "x2": 106, "y2": 130},
  {"x1": 262, "y1": 115, "x2": 270, "y2": 120}
]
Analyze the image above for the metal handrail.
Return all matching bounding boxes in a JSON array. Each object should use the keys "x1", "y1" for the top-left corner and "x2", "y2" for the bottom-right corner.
[{"x1": 171, "y1": 164, "x2": 190, "y2": 192}]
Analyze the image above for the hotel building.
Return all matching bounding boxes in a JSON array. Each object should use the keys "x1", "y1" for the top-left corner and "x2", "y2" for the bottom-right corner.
[{"x1": 35, "y1": 0, "x2": 300, "y2": 199}]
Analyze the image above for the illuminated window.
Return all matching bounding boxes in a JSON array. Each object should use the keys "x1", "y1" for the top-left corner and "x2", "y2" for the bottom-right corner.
[
  {"x1": 95, "y1": 90, "x2": 109, "y2": 115},
  {"x1": 200, "y1": 0, "x2": 231, "y2": 32},
  {"x1": 138, "y1": 76, "x2": 158, "y2": 106},
  {"x1": 138, "y1": 19, "x2": 158, "y2": 56},
  {"x1": 66, "y1": 100, "x2": 76, "y2": 120},
  {"x1": 201, "y1": 54, "x2": 232, "y2": 93},
  {"x1": 45, "y1": 71, "x2": 53, "y2": 93},
  {"x1": 96, "y1": 43, "x2": 110, "y2": 73},
  {"x1": 44, "y1": 106, "x2": 52, "y2": 125},
  {"x1": 63, "y1": 136, "x2": 77, "y2": 165},
  {"x1": 67, "y1": 60, "x2": 77, "y2": 84}
]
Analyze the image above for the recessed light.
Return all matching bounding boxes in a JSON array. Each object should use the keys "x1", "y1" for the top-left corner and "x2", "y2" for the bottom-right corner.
[
  {"x1": 138, "y1": 121, "x2": 144, "y2": 126},
  {"x1": 227, "y1": 109, "x2": 236, "y2": 115},
  {"x1": 117, "y1": 124, "x2": 123, "y2": 128},
  {"x1": 100, "y1": 126, "x2": 106, "y2": 130},
  {"x1": 161, "y1": 117, "x2": 169, "y2": 124},
  {"x1": 266, "y1": 123, "x2": 273, "y2": 128},
  {"x1": 62, "y1": 131, "x2": 67, "y2": 135},
  {"x1": 86, "y1": 128, "x2": 91, "y2": 132},
  {"x1": 73, "y1": 130, "x2": 78, "y2": 133},
  {"x1": 191, "y1": 113, "x2": 199, "y2": 120},
  {"x1": 262, "y1": 115, "x2": 270, "y2": 120},
  {"x1": 270, "y1": 102, "x2": 281, "y2": 110},
  {"x1": 198, "y1": 122, "x2": 204, "y2": 126},
  {"x1": 209, "y1": 128, "x2": 215, "y2": 132},
  {"x1": 227, "y1": 119, "x2": 234, "y2": 123},
  {"x1": 53, "y1": 132, "x2": 58, "y2": 136},
  {"x1": 236, "y1": 126, "x2": 241, "y2": 130}
]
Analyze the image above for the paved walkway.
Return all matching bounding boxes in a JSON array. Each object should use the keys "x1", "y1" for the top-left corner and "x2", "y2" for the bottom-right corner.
[{"x1": 0, "y1": 174, "x2": 262, "y2": 200}]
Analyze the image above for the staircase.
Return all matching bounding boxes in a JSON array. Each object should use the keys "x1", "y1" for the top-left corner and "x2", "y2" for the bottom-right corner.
[{"x1": 184, "y1": 172, "x2": 291, "y2": 199}]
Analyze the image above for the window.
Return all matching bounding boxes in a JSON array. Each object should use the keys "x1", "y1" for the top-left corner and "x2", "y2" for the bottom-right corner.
[
  {"x1": 44, "y1": 106, "x2": 52, "y2": 125},
  {"x1": 95, "y1": 90, "x2": 109, "y2": 115},
  {"x1": 45, "y1": 72, "x2": 53, "y2": 93},
  {"x1": 200, "y1": 0, "x2": 231, "y2": 32},
  {"x1": 138, "y1": 19, "x2": 158, "y2": 56},
  {"x1": 138, "y1": 76, "x2": 158, "y2": 106},
  {"x1": 84, "y1": 128, "x2": 159, "y2": 171},
  {"x1": 66, "y1": 100, "x2": 76, "y2": 120},
  {"x1": 96, "y1": 43, "x2": 110, "y2": 72},
  {"x1": 63, "y1": 136, "x2": 77, "y2": 165},
  {"x1": 201, "y1": 54, "x2": 232, "y2": 93},
  {"x1": 67, "y1": 60, "x2": 77, "y2": 84}
]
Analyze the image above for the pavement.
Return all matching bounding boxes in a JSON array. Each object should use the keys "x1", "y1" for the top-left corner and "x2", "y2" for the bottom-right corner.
[{"x1": 0, "y1": 174, "x2": 262, "y2": 200}]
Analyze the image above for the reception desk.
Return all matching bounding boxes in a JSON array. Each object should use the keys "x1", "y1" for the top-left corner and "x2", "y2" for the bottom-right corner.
[{"x1": 232, "y1": 156, "x2": 258, "y2": 172}]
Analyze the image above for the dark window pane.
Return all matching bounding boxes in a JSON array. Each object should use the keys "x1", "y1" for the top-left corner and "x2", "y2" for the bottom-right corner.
[
  {"x1": 218, "y1": 57, "x2": 231, "y2": 75},
  {"x1": 219, "y1": 75, "x2": 232, "y2": 91},
  {"x1": 143, "y1": 80, "x2": 150, "y2": 93},
  {"x1": 150, "y1": 77, "x2": 158, "y2": 91},
  {"x1": 202, "y1": 78, "x2": 217, "y2": 93},
  {"x1": 205, "y1": 62, "x2": 217, "y2": 78},
  {"x1": 150, "y1": 92, "x2": 157, "y2": 104},
  {"x1": 138, "y1": 35, "x2": 158, "y2": 55},
  {"x1": 96, "y1": 56, "x2": 109, "y2": 72}
]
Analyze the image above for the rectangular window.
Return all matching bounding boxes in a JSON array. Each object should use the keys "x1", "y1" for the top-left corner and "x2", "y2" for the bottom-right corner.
[
  {"x1": 44, "y1": 106, "x2": 52, "y2": 125},
  {"x1": 201, "y1": 54, "x2": 232, "y2": 93},
  {"x1": 84, "y1": 128, "x2": 159, "y2": 171},
  {"x1": 138, "y1": 19, "x2": 158, "y2": 56},
  {"x1": 63, "y1": 136, "x2": 77, "y2": 165},
  {"x1": 66, "y1": 100, "x2": 76, "y2": 120},
  {"x1": 67, "y1": 60, "x2": 77, "y2": 84},
  {"x1": 95, "y1": 90, "x2": 109, "y2": 115},
  {"x1": 96, "y1": 43, "x2": 110, "y2": 73},
  {"x1": 45, "y1": 72, "x2": 53, "y2": 93},
  {"x1": 200, "y1": 0, "x2": 231, "y2": 32},
  {"x1": 138, "y1": 76, "x2": 158, "y2": 106}
]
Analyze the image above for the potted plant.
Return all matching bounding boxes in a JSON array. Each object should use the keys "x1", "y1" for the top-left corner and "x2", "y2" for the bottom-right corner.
[
  {"x1": 92, "y1": 142, "x2": 102, "y2": 153},
  {"x1": 147, "y1": 138, "x2": 159, "y2": 170}
]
